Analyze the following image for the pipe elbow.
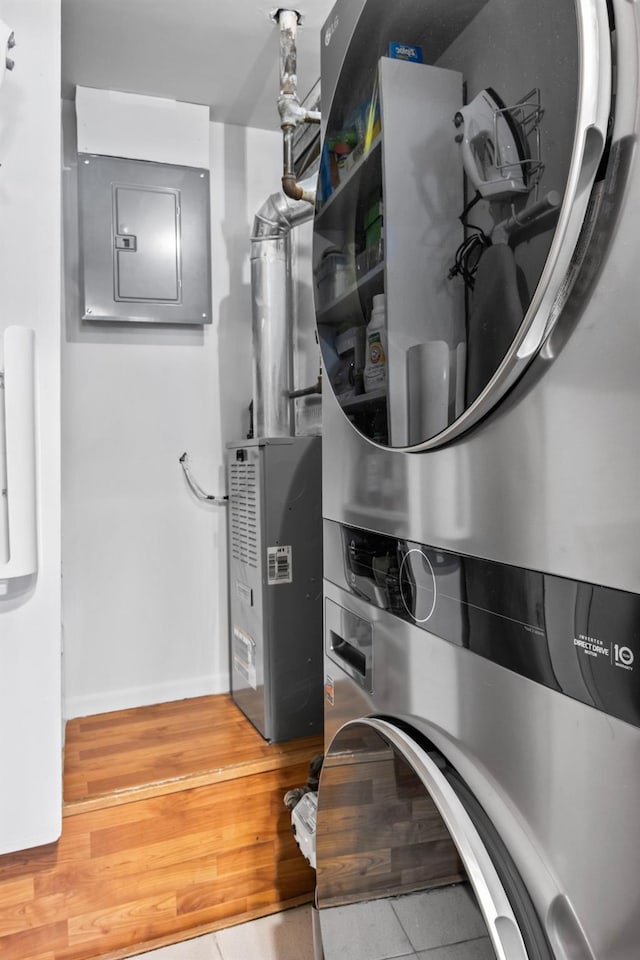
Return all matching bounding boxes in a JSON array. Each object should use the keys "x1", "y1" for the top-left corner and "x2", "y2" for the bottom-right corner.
[
  {"x1": 282, "y1": 173, "x2": 304, "y2": 202},
  {"x1": 282, "y1": 174, "x2": 315, "y2": 205}
]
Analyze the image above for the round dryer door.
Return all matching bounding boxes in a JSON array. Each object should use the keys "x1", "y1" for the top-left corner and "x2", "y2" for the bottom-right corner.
[
  {"x1": 313, "y1": 0, "x2": 612, "y2": 449},
  {"x1": 316, "y1": 718, "x2": 554, "y2": 960}
]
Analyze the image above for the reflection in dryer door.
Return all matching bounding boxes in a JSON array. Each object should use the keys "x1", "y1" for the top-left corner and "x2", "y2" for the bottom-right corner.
[
  {"x1": 316, "y1": 722, "x2": 492, "y2": 959},
  {"x1": 316, "y1": 719, "x2": 555, "y2": 960}
]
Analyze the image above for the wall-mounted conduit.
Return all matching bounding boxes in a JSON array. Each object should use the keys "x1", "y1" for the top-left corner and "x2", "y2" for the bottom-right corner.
[{"x1": 178, "y1": 452, "x2": 228, "y2": 504}]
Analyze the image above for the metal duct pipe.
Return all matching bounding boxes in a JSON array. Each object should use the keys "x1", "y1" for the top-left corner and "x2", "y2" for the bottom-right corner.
[
  {"x1": 250, "y1": 180, "x2": 315, "y2": 438},
  {"x1": 276, "y1": 9, "x2": 320, "y2": 203}
]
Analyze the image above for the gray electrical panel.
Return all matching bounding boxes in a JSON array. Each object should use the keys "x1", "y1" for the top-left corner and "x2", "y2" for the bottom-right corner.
[
  {"x1": 77, "y1": 153, "x2": 212, "y2": 324},
  {"x1": 227, "y1": 436, "x2": 323, "y2": 742}
]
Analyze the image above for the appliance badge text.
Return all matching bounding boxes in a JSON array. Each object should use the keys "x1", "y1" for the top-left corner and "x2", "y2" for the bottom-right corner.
[
  {"x1": 573, "y1": 633, "x2": 635, "y2": 671},
  {"x1": 324, "y1": 15, "x2": 339, "y2": 46}
]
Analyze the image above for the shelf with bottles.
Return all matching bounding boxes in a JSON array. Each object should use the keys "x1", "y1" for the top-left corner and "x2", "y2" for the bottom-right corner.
[
  {"x1": 340, "y1": 386, "x2": 387, "y2": 412},
  {"x1": 345, "y1": 393, "x2": 389, "y2": 447},
  {"x1": 328, "y1": 291, "x2": 389, "y2": 445},
  {"x1": 316, "y1": 132, "x2": 382, "y2": 228},
  {"x1": 323, "y1": 298, "x2": 388, "y2": 442},
  {"x1": 316, "y1": 258, "x2": 384, "y2": 326},
  {"x1": 317, "y1": 66, "x2": 382, "y2": 218},
  {"x1": 314, "y1": 181, "x2": 384, "y2": 326}
]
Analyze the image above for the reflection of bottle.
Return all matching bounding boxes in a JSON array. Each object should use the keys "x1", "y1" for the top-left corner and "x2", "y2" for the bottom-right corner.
[{"x1": 364, "y1": 294, "x2": 387, "y2": 393}]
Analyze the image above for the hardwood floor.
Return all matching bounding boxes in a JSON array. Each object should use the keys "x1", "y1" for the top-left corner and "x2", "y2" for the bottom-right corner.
[{"x1": 0, "y1": 694, "x2": 322, "y2": 960}]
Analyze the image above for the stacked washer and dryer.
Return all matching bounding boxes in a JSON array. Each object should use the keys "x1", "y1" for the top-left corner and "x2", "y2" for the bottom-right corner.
[{"x1": 311, "y1": 0, "x2": 640, "y2": 958}]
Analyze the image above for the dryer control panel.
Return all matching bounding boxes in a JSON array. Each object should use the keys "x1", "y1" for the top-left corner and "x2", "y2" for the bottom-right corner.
[{"x1": 334, "y1": 522, "x2": 640, "y2": 729}]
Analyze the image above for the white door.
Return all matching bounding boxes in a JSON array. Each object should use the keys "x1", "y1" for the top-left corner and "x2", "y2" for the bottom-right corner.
[{"x1": 0, "y1": 0, "x2": 63, "y2": 854}]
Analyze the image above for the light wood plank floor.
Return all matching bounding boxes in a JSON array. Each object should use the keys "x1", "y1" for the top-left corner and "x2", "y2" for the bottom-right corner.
[{"x1": 0, "y1": 694, "x2": 322, "y2": 960}]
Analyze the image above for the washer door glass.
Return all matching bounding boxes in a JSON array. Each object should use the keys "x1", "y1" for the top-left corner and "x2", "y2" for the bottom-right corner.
[
  {"x1": 313, "y1": 0, "x2": 611, "y2": 448},
  {"x1": 316, "y1": 718, "x2": 554, "y2": 960}
]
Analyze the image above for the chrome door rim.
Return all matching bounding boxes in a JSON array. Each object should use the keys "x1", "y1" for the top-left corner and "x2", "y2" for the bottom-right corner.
[{"x1": 323, "y1": 717, "x2": 533, "y2": 959}]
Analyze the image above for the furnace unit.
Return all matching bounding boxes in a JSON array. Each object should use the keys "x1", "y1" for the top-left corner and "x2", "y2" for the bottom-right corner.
[{"x1": 227, "y1": 436, "x2": 322, "y2": 742}]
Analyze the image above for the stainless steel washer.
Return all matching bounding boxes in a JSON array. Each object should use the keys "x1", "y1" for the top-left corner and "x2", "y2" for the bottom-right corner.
[
  {"x1": 316, "y1": 529, "x2": 640, "y2": 959},
  {"x1": 312, "y1": 0, "x2": 640, "y2": 957}
]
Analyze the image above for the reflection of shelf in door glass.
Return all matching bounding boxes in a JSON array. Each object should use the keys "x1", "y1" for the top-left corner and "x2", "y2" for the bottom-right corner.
[
  {"x1": 316, "y1": 48, "x2": 468, "y2": 448},
  {"x1": 317, "y1": 262, "x2": 385, "y2": 326},
  {"x1": 340, "y1": 387, "x2": 386, "y2": 412},
  {"x1": 316, "y1": 135, "x2": 382, "y2": 229},
  {"x1": 343, "y1": 386, "x2": 388, "y2": 446}
]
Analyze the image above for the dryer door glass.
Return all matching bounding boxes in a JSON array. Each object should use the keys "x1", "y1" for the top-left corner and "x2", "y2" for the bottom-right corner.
[
  {"x1": 316, "y1": 718, "x2": 554, "y2": 960},
  {"x1": 314, "y1": 0, "x2": 611, "y2": 448}
]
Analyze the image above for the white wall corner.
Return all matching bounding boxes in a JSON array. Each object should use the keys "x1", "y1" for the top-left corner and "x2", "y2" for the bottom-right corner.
[{"x1": 64, "y1": 673, "x2": 229, "y2": 721}]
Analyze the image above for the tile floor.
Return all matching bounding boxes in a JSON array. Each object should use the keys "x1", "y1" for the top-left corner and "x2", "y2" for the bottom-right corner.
[
  {"x1": 125, "y1": 883, "x2": 495, "y2": 960},
  {"x1": 130, "y1": 905, "x2": 317, "y2": 960},
  {"x1": 320, "y1": 886, "x2": 494, "y2": 960}
]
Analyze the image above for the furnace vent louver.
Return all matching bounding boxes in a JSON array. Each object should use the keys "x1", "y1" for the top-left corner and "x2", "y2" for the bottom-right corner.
[{"x1": 230, "y1": 461, "x2": 258, "y2": 568}]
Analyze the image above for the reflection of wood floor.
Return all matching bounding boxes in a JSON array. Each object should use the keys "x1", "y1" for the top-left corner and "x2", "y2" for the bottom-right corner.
[{"x1": 0, "y1": 693, "x2": 321, "y2": 960}]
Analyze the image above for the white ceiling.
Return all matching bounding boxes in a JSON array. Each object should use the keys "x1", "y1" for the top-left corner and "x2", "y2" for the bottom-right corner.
[{"x1": 61, "y1": 0, "x2": 334, "y2": 132}]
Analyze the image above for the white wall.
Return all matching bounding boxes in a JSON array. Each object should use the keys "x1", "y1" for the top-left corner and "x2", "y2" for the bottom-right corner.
[
  {"x1": 61, "y1": 104, "x2": 283, "y2": 718},
  {"x1": 0, "y1": 0, "x2": 62, "y2": 852}
]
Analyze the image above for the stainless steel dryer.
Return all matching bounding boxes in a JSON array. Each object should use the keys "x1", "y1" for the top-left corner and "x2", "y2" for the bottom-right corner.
[
  {"x1": 312, "y1": 0, "x2": 640, "y2": 958},
  {"x1": 317, "y1": 529, "x2": 640, "y2": 960}
]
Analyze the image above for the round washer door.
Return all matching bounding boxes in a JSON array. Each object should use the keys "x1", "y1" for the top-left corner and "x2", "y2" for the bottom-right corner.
[
  {"x1": 313, "y1": 0, "x2": 612, "y2": 449},
  {"x1": 316, "y1": 718, "x2": 554, "y2": 960}
]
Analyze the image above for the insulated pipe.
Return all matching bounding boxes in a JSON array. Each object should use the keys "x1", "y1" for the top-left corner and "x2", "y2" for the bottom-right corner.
[
  {"x1": 278, "y1": 8, "x2": 298, "y2": 99},
  {"x1": 276, "y1": 9, "x2": 320, "y2": 204},
  {"x1": 250, "y1": 181, "x2": 315, "y2": 438}
]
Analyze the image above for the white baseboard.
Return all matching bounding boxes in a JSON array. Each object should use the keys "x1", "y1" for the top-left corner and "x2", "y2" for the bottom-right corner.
[{"x1": 63, "y1": 673, "x2": 230, "y2": 721}]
